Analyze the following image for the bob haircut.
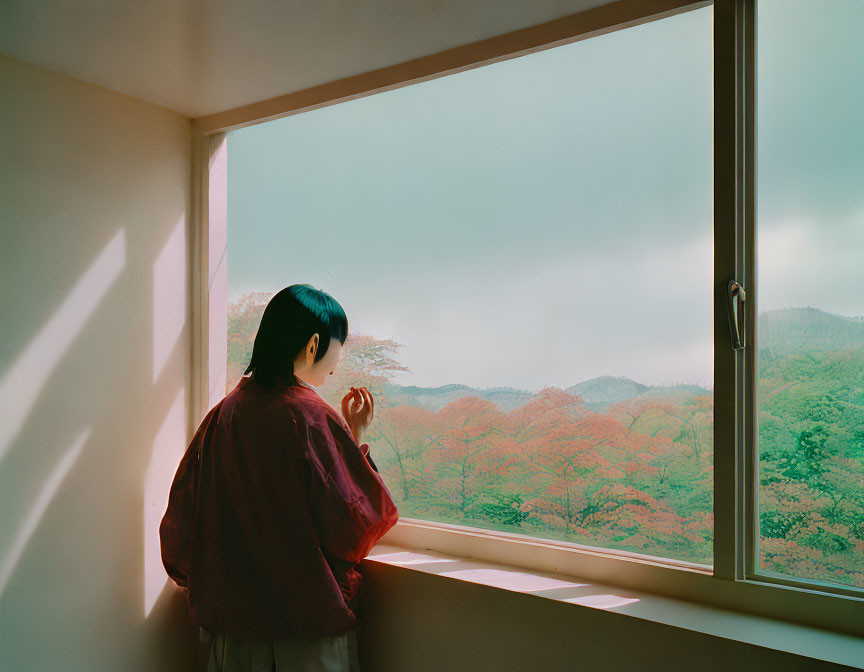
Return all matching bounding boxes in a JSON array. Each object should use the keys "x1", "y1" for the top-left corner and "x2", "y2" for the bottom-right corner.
[{"x1": 244, "y1": 284, "x2": 348, "y2": 389}]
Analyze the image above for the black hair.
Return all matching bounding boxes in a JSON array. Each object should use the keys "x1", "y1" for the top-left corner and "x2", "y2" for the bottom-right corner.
[{"x1": 244, "y1": 284, "x2": 349, "y2": 389}]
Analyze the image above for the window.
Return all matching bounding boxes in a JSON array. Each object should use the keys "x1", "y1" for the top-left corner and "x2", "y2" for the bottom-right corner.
[
  {"x1": 756, "y1": 0, "x2": 864, "y2": 589},
  {"x1": 225, "y1": 5, "x2": 713, "y2": 566},
  {"x1": 194, "y1": 0, "x2": 864, "y2": 634}
]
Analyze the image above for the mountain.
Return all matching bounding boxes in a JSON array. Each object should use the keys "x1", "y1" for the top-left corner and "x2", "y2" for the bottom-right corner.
[
  {"x1": 380, "y1": 376, "x2": 709, "y2": 414},
  {"x1": 759, "y1": 307, "x2": 864, "y2": 357},
  {"x1": 566, "y1": 376, "x2": 648, "y2": 412},
  {"x1": 380, "y1": 382, "x2": 536, "y2": 413},
  {"x1": 565, "y1": 376, "x2": 708, "y2": 413}
]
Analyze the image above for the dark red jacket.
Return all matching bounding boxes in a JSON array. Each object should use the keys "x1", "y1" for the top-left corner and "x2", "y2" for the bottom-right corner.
[{"x1": 159, "y1": 375, "x2": 399, "y2": 639}]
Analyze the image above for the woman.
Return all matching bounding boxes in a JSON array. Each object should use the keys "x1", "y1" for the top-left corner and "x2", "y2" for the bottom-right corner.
[{"x1": 160, "y1": 284, "x2": 399, "y2": 671}]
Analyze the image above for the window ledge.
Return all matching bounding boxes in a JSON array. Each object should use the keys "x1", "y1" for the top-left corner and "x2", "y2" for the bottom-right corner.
[
  {"x1": 375, "y1": 518, "x2": 864, "y2": 637},
  {"x1": 363, "y1": 542, "x2": 864, "y2": 670}
]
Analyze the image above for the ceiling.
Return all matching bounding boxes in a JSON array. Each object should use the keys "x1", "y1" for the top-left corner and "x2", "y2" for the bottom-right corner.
[{"x1": 0, "y1": 0, "x2": 614, "y2": 118}]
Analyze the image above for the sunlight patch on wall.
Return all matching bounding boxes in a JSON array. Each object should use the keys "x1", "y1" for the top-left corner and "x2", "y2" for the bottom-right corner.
[
  {"x1": 153, "y1": 216, "x2": 187, "y2": 382},
  {"x1": 144, "y1": 388, "x2": 186, "y2": 617},
  {"x1": 0, "y1": 231, "x2": 125, "y2": 466},
  {"x1": 0, "y1": 429, "x2": 90, "y2": 597}
]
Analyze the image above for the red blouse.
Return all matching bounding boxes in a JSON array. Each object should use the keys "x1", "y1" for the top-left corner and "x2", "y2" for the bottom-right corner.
[{"x1": 159, "y1": 375, "x2": 399, "y2": 639}]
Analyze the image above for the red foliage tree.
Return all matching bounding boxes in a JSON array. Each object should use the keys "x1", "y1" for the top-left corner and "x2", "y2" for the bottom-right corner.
[
  {"x1": 365, "y1": 404, "x2": 442, "y2": 502},
  {"x1": 425, "y1": 396, "x2": 511, "y2": 517}
]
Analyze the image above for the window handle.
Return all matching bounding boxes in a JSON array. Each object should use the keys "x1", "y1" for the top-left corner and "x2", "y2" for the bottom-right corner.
[{"x1": 727, "y1": 280, "x2": 746, "y2": 350}]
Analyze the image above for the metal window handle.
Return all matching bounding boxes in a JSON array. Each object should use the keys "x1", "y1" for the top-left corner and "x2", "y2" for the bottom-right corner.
[{"x1": 727, "y1": 280, "x2": 746, "y2": 351}]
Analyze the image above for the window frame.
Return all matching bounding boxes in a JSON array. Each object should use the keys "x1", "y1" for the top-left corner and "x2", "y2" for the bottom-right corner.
[{"x1": 190, "y1": 0, "x2": 864, "y2": 635}]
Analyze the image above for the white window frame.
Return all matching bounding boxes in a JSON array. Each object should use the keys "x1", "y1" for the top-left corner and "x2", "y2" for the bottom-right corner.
[{"x1": 190, "y1": 0, "x2": 864, "y2": 636}]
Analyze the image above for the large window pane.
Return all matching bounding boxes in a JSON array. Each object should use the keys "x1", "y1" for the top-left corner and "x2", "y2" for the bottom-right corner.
[
  {"x1": 757, "y1": 0, "x2": 864, "y2": 588},
  {"x1": 227, "y1": 7, "x2": 713, "y2": 564}
]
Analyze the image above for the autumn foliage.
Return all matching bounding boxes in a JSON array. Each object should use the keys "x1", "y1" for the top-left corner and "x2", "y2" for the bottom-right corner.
[{"x1": 227, "y1": 295, "x2": 864, "y2": 585}]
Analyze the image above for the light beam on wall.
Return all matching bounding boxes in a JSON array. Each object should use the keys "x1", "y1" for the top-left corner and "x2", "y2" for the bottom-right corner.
[
  {"x1": 144, "y1": 388, "x2": 186, "y2": 617},
  {"x1": 0, "y1": 429, "x2": 90, "y2": 597},
  {"x1": 0, "y1": 231, "x2": 126, "y2": 467},
  {"x1": 153, "y1": 216, "x2": 187, "y2": 382}
]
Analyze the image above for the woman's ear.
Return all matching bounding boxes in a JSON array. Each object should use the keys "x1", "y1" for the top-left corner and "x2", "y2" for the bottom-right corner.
[{"x1": 307, "y1": 333, "x2": 319, "y2": 364}]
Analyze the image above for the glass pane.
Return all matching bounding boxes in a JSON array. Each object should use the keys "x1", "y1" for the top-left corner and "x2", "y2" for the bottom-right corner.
[
  {"x1": 757, "y1": 0, "x2": 864, "y2": 588},
  {"x1": 227, "y1": 6, "x2": 714, "y2": 564}
]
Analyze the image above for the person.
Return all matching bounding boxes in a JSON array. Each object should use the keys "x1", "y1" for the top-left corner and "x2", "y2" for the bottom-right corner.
[{"x1": 160, "y1": 284, "x2": 399, "y2": 672}]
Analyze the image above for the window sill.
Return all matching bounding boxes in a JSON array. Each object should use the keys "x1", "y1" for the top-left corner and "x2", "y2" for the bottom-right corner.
[
  {"x1": 376, "y1": 518, "x2": 864, "y2": 639},
  {"x1": 363, "y1": 540, "x2": 864, "y2": 670}
]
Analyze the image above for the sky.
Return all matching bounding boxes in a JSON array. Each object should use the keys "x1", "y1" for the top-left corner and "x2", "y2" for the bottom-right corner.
[{"x1": 226, "y1": 0, "x2": 863, "y2": 392}]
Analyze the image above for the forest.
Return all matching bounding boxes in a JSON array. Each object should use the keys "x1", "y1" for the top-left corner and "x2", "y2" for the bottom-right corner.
[{"x1": 228, "y1": 293, "x2": 864, "y2": 588}]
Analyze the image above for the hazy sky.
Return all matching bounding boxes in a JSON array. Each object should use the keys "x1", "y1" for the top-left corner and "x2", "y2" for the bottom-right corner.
[
  {"x1": 227, "y1": 1, "x2": 863, "y2": 392},
  {"x1": 756, "y1": 0, "x2": 864, "y2": 320}
]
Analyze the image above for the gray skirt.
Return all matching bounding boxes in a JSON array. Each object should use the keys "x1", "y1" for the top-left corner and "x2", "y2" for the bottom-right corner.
[{"x1": 202, "y1": 627, "x2": 361, "y2": 672}]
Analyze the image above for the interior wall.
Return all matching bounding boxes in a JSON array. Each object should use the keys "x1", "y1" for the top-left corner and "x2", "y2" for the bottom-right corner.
[{"x1": 0, "y1": 55, "x2": 195, "y2": 671}]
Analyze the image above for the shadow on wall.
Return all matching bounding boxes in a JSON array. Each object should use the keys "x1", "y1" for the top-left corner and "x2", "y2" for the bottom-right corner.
[{"x1": 0, "y1": 215, "x2": 196, "y2": 669}]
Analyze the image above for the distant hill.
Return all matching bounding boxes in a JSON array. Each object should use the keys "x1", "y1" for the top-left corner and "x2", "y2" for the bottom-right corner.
[
  {"x1": 566, "y1": 376, "x2": 708, "y2": 413},
  {"x1": 760, "y1": 307, "x2": 864, "y2": 357},
  {"x1": 380, "y1": 382, "x2": 536, "y2": 413},
  {"x1": 381, "y1": 376, "x2": 709, "y2": 414},
  {"x1": 566, "y1": 376, "x2": 648, "y2": 404}
]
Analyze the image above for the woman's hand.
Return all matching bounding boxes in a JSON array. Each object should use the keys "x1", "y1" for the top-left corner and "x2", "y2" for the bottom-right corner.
[{"x1": 341, "y1": 386, "x2": 374, "y2": 444}]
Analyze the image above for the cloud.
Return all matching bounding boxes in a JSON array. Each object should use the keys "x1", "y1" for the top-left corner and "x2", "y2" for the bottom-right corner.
[{"x1": 758, "y1": 209, "x2": 864, "y2": 317}]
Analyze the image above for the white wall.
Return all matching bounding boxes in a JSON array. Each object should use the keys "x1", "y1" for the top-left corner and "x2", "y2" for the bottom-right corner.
[{"x1": 0, "y1": 55, "x2": 195, "y2": 671}]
